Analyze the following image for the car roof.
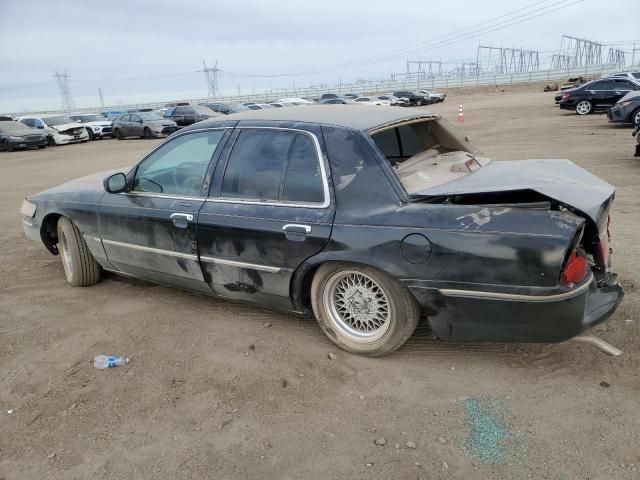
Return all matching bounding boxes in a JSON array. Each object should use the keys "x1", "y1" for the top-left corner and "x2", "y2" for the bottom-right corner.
[{"x1": 193, "y1": 105, "x2": 438, "y2": 132}]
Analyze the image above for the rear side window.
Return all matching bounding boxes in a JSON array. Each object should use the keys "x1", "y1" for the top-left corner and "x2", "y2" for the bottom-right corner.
[{"x1": 220, "y1": 129, "x2": 325, "y2": 204}]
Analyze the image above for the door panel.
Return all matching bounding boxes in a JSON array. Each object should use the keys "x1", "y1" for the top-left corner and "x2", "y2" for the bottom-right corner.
[{"x1": 197, "y1": 126, "x2": 335, "y2": 310}]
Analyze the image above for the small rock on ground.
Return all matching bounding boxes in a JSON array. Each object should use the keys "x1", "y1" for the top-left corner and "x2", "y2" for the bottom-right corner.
[
  {"x1": 47, "y1": 452, "x2": 56, "y2": 459},
  {"x1": 328, "y1": 352, "x2": 337, "y2": 360},
  {"x1": 374, "y1": 437, "x2": 387, "y2": 446},
  {"x1": 438, "y1": 436, "x2": 447, "y2": 444},
  {"x1": 406, "y1": 441, "x2": 416, "y2": 449}
]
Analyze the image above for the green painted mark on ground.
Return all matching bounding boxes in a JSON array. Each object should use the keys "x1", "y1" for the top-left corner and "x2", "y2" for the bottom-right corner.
[{"x1": 461, "y1": 397, "x2": 510, "y2": 464}]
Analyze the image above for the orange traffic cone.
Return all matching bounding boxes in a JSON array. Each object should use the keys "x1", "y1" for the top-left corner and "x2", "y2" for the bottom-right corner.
[{"x1": 457, "y1": 104, "x2": 464, "y2": 124}]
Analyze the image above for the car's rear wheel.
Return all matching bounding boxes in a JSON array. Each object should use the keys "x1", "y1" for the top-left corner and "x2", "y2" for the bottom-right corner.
[
  {"x1": 2, "y1": 140, "x2": 13, "y2": 152},
  {"x1": 311, "y1": 263, "x2": 420, "y2": 356},
  {"x1": 143, "y1": 127, "x2": 153, "y2": 139},
  {"x1": 576, "y1": 100, "x2": 592, "y2": 115},
  {"x1": 56, "y1": 217, "x2": 101, "y2": 287}
]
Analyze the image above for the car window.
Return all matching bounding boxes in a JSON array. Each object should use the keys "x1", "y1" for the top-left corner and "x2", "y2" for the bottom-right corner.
[
  {"x1": 374, "y1": 128, "x2": 400, "y2": 157},
  {"x1": 613, "y1": 80, "x2": 635, "y2": 90},
  {"x1": 398, "y1": 125, "x2": 424, "y2": 157},
  {"x1": 220, "y1": 129, "x2": 295, "y2": 201},
  {"x1": 591, "y1": 80, "x2": 614, "y2": 90},
  {"x1": 132, "y1": 130, "x2": 224, "y2": 197},
  {"x1": 282, "y1": 134, "x2": 324, "y2": 203},
  {"x1": 21, "y1": 119, "x2": 33, "y2": 127}
]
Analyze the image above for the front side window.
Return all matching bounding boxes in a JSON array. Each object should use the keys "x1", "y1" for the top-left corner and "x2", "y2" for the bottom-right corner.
[
  {"x1": 132, "y1": 130, "x2": 224, "y2": 197},
  {"x1": 220, "y1": 129, "x2": 325, "y2": 204}
]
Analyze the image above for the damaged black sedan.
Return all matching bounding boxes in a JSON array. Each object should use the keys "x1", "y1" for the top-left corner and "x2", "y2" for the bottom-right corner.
[{"x1": 21, "y1": 106, "x2": 623, "y2": 356}]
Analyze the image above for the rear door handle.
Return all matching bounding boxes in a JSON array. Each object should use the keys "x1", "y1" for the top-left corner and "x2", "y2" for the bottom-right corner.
[
  {"x1": 170, "y1": 212, "x2": 193, "y2": 228},
  {"x1": 282, "y1": 224, "x2": 311, "y2": 241}
]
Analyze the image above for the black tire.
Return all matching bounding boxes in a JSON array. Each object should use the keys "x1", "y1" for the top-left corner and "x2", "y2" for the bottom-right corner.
[
  {"x1": 575, "y1": 99, "x2": 592, "y2": 115},
  {"x1": 38, "y1": 145, "x2": 46, "y2": 149},
  {"x1": 86, "y1": 128, "x2": 95, "y2": 141},
  {"x1": 311, "y1": 262, "x2": 420, "y2": 357},
  {"x1": 114, "y1": 129, "x2": 124, "y2": 140},
  {"x1": 415, "y1": 99, "x2": 423, "y2": 107},
  {"x1": 143, "y1": 127, "x2": 153, "y2": 139},
  {"x1": 631, "y1": 107, "x2": 640, "y2": 127},
  {"x1": 47, "y1": 136, "x2": 56, "y2": 146},
  {"x1": 3, "y1": 140, "x2": 13, "y2": 152},
  {"x1": 56, "y1": 217, "x2": 101, "y2": 287}
]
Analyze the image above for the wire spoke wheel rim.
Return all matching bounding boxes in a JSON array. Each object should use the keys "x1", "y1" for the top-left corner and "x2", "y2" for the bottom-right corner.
[{"x1": 323, "y1": 270, "x2": 392, "y2": 343}]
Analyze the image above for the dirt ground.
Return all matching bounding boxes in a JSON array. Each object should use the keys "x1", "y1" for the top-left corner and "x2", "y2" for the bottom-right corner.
[{"x1": 1, "y1": 90, "x2": 639, "y2": 480}]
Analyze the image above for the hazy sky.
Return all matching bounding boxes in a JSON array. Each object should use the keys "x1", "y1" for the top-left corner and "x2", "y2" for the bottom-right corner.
[{"x1": 0, "y1": 0, "x2": 638, "y2": 112}]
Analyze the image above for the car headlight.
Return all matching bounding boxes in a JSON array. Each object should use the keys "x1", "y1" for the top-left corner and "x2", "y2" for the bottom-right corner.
[
  {"x1": 93, "y1": 126, "x2": 102, "y2": 132},
  {"x1": 20, "y1": 199, "x2": 37, "y2": 218}
]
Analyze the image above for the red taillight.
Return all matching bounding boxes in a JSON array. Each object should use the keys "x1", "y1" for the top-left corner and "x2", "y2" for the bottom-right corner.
[
  {"x1": 560, "y1": 250, "x2": 588, "y2": 285},
  {"x1": 562, "y1": 92, "x2": 570, "y2": 101}
]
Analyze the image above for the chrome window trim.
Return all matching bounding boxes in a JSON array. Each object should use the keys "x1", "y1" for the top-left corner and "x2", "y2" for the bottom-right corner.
[
  {"x1": 101, "y1": 238, "x2": 198, "y2": 261},
  {"x1": 199, "y1": 255, "x2": 285, "y2": 273},
  {"x1": 438, "y1": 275, "x2": 592, "y2": 303},
  {"x1": 209, "y1": 126, "x2": 331, "y2": 209}
]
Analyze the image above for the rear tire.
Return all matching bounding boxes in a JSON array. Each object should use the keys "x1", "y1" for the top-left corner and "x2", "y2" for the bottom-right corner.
[
  {"x1": 3, "y1": 140, "x2": 13, "y2": 152},
  {"x1": 56, "y1": 217, "x2": 101, "y2": 287},
  {"x1": 311, "y1": 263, "x2": 420, "y2": 357},
  {"x1": 576, "y1": 100, "x2": 592, "y2": 115}
]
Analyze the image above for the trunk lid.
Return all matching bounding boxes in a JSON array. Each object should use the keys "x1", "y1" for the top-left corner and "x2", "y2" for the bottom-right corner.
[{"x1": 416, "y1": 159, "x2": 614, "y2": 230}]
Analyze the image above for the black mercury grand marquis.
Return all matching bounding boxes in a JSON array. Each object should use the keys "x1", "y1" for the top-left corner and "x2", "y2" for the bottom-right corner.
[{"x1": 21, "y1": 106, "x2": 623, "y2": 356}]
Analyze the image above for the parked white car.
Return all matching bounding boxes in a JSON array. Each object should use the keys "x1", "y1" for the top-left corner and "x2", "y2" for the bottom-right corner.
[
  {"x1": 276, "y1": 97, "x2": 315, "y2": 105},
  {"x1": 353, "y1": 96, "x2": 385, "y2": 106},
  {"x1": 374, "y1": 94, "x2": 409, "y2": 106},
  {"x1": 69, "y1": 113, "x2": 113, "y2": 140},
  {"x1": 416, "y1": 89, "x2": 446, "y2": 103},
  {"x1": 18, "y1": 115, "x2": 90, "y2": 145}
]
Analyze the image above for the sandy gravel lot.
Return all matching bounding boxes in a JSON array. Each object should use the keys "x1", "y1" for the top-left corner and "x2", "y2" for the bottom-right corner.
[{"x1": 1, "y1": 89, "x2": 639, "y2": 479}]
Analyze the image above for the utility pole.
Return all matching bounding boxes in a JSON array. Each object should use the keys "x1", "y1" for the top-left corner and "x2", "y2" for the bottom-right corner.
[
  {"x1": 201, "y1": 60, "x2": 221, "y2": 97},
  {"x1": 98, "y1": 88, "x2": 105, "y2": 108},
  {"x1": 53, "y1": 70, "x2": 75, "y2": 114}
]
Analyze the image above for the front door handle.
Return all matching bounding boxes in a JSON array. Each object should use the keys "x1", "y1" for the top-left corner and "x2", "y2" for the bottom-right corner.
[
  {"x1": 282, "y1": 224, "x2": 311, "y2": 241},
  {"x1": 170, "y1": 212, "x2": 193, "y2": 228}
]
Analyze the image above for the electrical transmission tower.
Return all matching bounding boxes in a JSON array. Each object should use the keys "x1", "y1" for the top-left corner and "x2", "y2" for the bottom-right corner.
[
  {"x1": 98, "y1": 88, "x2": 105, "y2": 108},
  {"x1": 606, "y1": 48, "x2": 626, "y2": 68},
  {"x1": 554, "y1": 35, "x2": 603, "y2": 68},
  {"x1": 53, "y1": 71, "x2": 76, "y2": 114},
  {"x1": 405, "y1": 60, "x2": 442, "y2": 80},
  {"x1": 476, "y1": 46, "x2": 540, "y2": 74},
  {"x1": 201, "y1": 60, "x2": 221, "y2": 97}
]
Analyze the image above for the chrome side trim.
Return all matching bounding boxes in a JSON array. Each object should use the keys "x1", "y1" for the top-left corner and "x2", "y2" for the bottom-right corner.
[
  {"x1": 101, "y1": 238, "x2": 198, "y2": 261},
  {"x1": 208, "y1": 126, "x2": 331, "y2": 209},
  {"x1": 199, "y1": 255, "x2": 282, "y2": 273},
  {"x1": 439, "y1": 276, "x2": 593, "y2": 303},
  {"x1": 121, "y1": 191, "x2": 205, "y2": 201}
]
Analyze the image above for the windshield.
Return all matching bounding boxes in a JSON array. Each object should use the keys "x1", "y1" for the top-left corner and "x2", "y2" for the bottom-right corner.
[
  {"x1": 44, "y1": 116, "x2": 74, "y2": 126},
  {"x1": 139, "y1": 112, "x2": 163, "y2": 121},
  {"x1": 76, "y1": 114, "x2": 106, "y2": 122},
  {"x1": 193, "y1": 105, "x2": 216, "y2": 116}
]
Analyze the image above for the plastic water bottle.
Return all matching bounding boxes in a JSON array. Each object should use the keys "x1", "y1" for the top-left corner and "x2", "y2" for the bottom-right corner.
[{"x1": 93, "y1": 355, "x2": 129, "y2": 369}]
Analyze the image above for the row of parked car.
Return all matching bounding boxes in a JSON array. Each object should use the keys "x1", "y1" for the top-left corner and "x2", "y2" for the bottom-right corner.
[
  {"x1": 553, "y1": 70, "x2": 640, "y2": 158},
  {"x1": 0, "y1": 88, "x2": 447, "y2": 151}
]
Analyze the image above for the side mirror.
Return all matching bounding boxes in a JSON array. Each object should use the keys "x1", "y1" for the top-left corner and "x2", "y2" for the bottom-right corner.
[{"x1": 104, "y1": 173, "x2": 127, "y2": 193}]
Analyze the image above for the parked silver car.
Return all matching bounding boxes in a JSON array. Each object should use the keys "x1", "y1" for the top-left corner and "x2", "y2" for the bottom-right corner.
[{"x1": 112, "y1": 112, "x2": 179, "y2": 139}]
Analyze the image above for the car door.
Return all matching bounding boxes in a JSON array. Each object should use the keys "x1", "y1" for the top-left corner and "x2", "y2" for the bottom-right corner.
[
  {"x1": 118, "y1": 115, "x2": 131, "y2": 136},
  {"x1": 197, "y1": 126, "x2": 335, "y2": 310},
  {"x1": 98, "y1": 128, "x2": 229, "y2": 292},
  {"x1": 129, "y1": 114, "x2": 143, "y2": 136},
  {"x1": 611, "y1": 79, "x2": 638, "y2": 105},
  {"x1": 586, "y1": 80, "x2": 614, "y2": 108}
]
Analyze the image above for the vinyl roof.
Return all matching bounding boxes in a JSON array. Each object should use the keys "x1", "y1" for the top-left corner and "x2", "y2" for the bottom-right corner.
[{"x1": 195, "y1": 105, "x2": 439, "y2": 132}]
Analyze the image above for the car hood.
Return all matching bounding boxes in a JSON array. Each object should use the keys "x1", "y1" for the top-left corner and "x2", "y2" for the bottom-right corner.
[
  {"x1": 5, "y1": 127, "x2": 44, "y2": 137},
  {"x1": 50, "y1": 123, "x2": 86, "y2": 133},
  {"x1": 31, "y1": 168, "x2": 131, "y2": 202},
  {"x1": 82, "y1": 121, "x2": 112, "y2": 127},
  {"x1": 416, "y1": 159, "x2": 614, "y2": 227}
]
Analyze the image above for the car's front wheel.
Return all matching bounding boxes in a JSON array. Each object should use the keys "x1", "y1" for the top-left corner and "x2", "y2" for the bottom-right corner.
[
  {"x1": 631, "y1": 107, "x2": 640, "y2": 127},
  {"x1": 311, "y1": 263, "x2": 420, "y2": 356},
  {"x1": 114, "y1": 129, "x2": 124, "y2": 140},
  {"x1": 143, "y1": 127, "x2": 153, "y2": 139},
  {"x1": 56, "y1": 217, "x2": 101, "y2": 287},
  {"x1": 415, "y1": 99, "x2": 423, "y2": 106},
  {"x1": 575, "y1": 100, "x2": 592, "y2": 115},
  {"x1": 86, "y1": 128, "x2": 95, "y2": 140}
]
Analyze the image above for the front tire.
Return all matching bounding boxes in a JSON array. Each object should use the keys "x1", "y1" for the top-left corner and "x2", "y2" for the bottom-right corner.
[
  {"x1": 576, "y1": 100, "x2": 592, "y2": 115},
  {"x1": 415, "y1": 99, "x2": 423, "y2": 106},
  {"x1": 56, "y1": 217, "x2": 101, "y2": 287},
  {"x1": 311, "y1": 263, "x2": 420, "y2": 356},
  {"x1": 143, "y1": 127, "x2": 153, "y2": 139},
  {"x1": 86, "y1": 128, "x2": 95, "y2": 140},
  {"x1": 631, "y1": 107, "x2": 640, "y2": 127},
  {"x1": 114, "y1": 129, "x2": 124, "y2": 140}
]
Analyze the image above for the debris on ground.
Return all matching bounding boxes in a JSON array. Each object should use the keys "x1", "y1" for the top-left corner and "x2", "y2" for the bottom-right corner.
[
  {"x1": 263, "y1": 322, "x2": 272, "y2": 328},
  {"x1": 93, "y1": 355, "x2": 129, "y2": 369},
  {"x1": 328, "y1": 352, "x2": 337, "y2": 360},
  {"x1": 374, "y1": 437, "x2": 387, "y2": 446},
  {"x1": 47, "y1": 452, "x2": 56, "y2": 459},
  {"x1": 461, "y1": 397, "x2": 510, "y2": 464},
  {"x1": 438, "y1": 436, "x2": 447, "y2": 444},
  {"x1": 600, "y1": 381, "x2": 610, "y2": 388},
  {"x1": 406, "y1": 441, "x2": 416, "y2": 449}
]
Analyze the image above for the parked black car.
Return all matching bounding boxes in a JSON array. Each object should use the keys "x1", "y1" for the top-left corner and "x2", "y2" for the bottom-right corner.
[
  {"x1": 20, "y1": 106, "x2": 622, "y2": 356},
  {"x1": 163, "y1": 105, "x2": 219, "y2": 126},
  {"x1": 608, "y1": 92, "x2": 640, "y2": 125},
  {"x1": 199, "y1": 103, "x2": 250, "y2": 115},
  {"x1": 558, "y1": 78, "x2": 640, "y2": 115},
  {"x1": 393, "y1": 91, "x2": 430, "y2": 106},
  {"x1": 0, "y1": 121, "x2": 47, "y2": 150},
  {"x1": 112, "y1": 112, "x2": 179, "y2": 139},
  {"x1": 318, "y1": 98, "x2": 356, "y2": 104},
  {"x1": 0, "y1": 115, "x2": 14, "y2": 121}
]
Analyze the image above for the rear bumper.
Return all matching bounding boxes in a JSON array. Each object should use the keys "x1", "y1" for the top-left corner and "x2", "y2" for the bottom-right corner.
[{"x1": 406, "y1": 274, "x2": 623, "y2": 343}]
